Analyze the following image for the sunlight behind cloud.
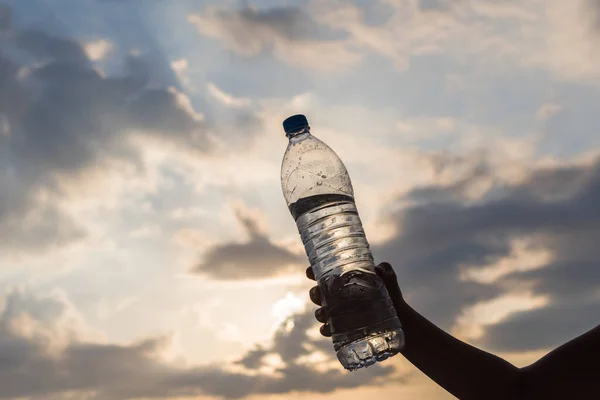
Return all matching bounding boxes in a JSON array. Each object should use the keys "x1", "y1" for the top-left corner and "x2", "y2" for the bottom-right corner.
[
  {"x1": 83, "y1": 38, "x2": 113, "y2": 61},
  {"x1": 272, "y1": 292, "x2": 307, "y2": 327}
]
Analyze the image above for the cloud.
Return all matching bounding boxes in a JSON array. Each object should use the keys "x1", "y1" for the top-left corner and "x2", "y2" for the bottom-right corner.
[
  {"x1": 207, "y1": 82, "x2": 251, "y2": 108},
  {"x1": 170, "y1": 58, "x2": 194, "y2": 91},
  {"x1": 188, "y1": 4, "x2": 362, "y2": 71},
  {"x1": 0, "y1": 288, "x2": 398, "y2": 399},
  {"x1": 516, "y1": 0, "x2": 600, "y2": 81},
  {"x1": 0, "y1": 288, "x2": 172, "y2": 399},
  {"x1": 0, "y1": 6, "x2": 213, "y2": 253},
  {"x1": 193, "y1": 0, "x2": 600, "y2": 81},
  {"x1": 192, "y1": 207, "x2": 304, "y2": 280},
  {"x1": 373, "y1": 152, "x2": 600, "y2": 352}
]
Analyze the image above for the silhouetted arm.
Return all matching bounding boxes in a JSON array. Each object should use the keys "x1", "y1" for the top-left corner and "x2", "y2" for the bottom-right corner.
[
  {"x1": 308, "y1": 263, "x2": 600, "y2": 399},
  {"x1": 395, "y1": 300, "x2": 522, "y2": 399},
  {"x1": 385, "y1": 264, "x2": 600, "y2": 399},
  {"x1": 518, "y1": 323, "x2": 600, "y2": 399}
]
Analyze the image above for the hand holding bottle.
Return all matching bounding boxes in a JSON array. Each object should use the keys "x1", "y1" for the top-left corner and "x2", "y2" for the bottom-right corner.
[{"x1": 306, "y1": 262, "x2": 404, "y2": 338}]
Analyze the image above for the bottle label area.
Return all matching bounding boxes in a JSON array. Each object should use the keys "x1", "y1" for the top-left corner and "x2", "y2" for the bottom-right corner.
[{"x1": 295, "y1": 198, "x2": 375, "y2": 280}]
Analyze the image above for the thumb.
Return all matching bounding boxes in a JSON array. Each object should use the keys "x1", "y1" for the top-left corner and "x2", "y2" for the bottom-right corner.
[{"x1": 375, "y1": 262, "x2": 404, "y2": 306}]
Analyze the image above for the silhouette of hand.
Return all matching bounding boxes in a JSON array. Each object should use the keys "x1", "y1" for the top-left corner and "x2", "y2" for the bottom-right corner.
[{"x1": 306, "y1": 262, "x2": 404, "y2": 337}]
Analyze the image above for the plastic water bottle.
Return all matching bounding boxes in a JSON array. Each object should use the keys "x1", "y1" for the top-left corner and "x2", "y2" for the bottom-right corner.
[{"x1": 280, "y1": 114, "x2": 405, "y2": 371}]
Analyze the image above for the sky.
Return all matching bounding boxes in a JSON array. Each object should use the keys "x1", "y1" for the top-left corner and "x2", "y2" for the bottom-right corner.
[{"x1": 1, "y1": 0, "x2": 600, "y2": 399}]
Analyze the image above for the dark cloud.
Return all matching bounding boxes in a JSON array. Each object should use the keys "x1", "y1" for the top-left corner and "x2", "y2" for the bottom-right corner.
[
  {"x1": 234, "y1": 345, "x2": 269, "y2": 369},
  {"x1": 189, "y1": 4, "x2": 346, "y2": 57},
  {"x1": 373, "y1": 152, "x2": 600, "y2": 352},
  {"x1": 230, "y1": 6, "x2": 320, "y2": 41},
  {"x1": 480, "y1": 299, "x2": 600, "y2": 352},
  {"x1": 15, "y1": 29, "x2": 90, "y2": 64},
  {"x1": 192, "y1": 209, "x2": 304, "y2": 280},
  {"x1": 0, "y1": 288, "x2": 398, "y2": 399},
  {"x1": 0, "y1": 5, "x2": 211, "y2": 252}
]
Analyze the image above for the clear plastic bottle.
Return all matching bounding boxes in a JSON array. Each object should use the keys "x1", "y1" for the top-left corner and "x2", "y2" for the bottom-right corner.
[{"x1": 280, "y1": 114, "x2": 405, "y2": 371}]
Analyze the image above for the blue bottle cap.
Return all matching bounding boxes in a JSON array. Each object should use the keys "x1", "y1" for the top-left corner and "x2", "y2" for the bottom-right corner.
[{"x1": 283, "y1": 114, "x2": 309, "y2": 135}]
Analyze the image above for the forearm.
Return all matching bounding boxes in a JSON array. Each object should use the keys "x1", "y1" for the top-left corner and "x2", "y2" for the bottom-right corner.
[{"x1": 397, "y1": 301, "x2": 523, "y2": 400}]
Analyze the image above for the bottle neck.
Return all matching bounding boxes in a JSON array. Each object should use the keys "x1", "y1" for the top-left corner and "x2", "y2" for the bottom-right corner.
[{"x1": 287, "y1": 126, "x2": 311, "y2": 143}]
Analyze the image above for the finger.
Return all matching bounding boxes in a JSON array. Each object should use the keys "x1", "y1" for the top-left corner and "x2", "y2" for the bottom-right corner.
[
  {"x1": 320, "y1": 323, "x2": 332, "y2": 337},
  {"x1": 315, "y1": 307, "x2": 328, "y2": 323},
  {"x1": 306, "y1": 266, "x2": 316, "y2": 281},
  {"x1": 375, "y1": 262, "x2": 397, "y2": 282},
  {"x1": 375, "y1": 262, "x2": 404, "y2": 309},
  {"x1": 309, "y1": 286, "x2": 322, "y2": 306}
]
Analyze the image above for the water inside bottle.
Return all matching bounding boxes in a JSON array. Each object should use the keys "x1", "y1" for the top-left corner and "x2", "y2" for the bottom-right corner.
[{"x1": 291, "y1": 193, "x2": 405, "y2": 370}]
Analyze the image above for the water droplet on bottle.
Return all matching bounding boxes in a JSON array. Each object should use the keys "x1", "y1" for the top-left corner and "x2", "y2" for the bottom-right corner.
[
  {"x1": 321, "y1": 175, "x2": 327, "y2": 178},
  {"x1": 317, "y1": 181, "x2": 323, "y2": 186}
]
